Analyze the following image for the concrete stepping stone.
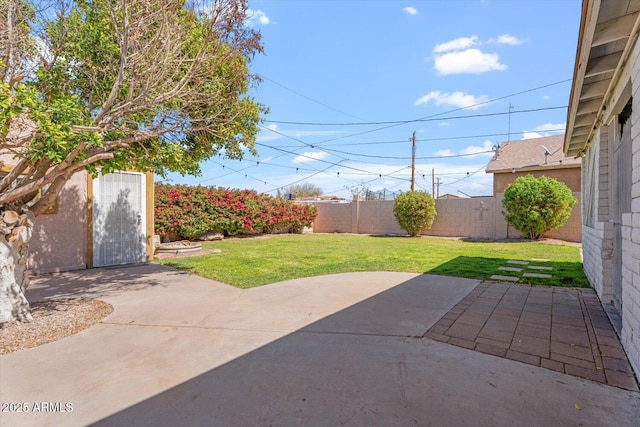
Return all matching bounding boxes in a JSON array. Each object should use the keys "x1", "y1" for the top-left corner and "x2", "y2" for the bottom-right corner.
[
  {"x1": 531, "y1": 258, "x2": 550, "y2": 262},
  {"x1": 507, "y1": 260, "x2": 529, "y2": 265},
  {"x1": 523, "y1": 273, "x2": 552, "y2": 278},
  {"x1": 528, "y1": 266, "x2": 553, "y2": 271},
  {"x1": 490, "y1": 275, "x2": 520, "y2": 282},
  {"x1": 499, "y1": 266, "x2": 522, "y2": 272}
]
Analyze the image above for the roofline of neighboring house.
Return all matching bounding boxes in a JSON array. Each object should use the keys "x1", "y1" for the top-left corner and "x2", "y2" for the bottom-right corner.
[{"x1": 486, "y1": 162, "x2": 581, "y2": 174}]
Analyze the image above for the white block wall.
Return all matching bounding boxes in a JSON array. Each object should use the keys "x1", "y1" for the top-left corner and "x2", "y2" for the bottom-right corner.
[{"x1": 620, "y1": 41, "x2": 640, "y2": 375}]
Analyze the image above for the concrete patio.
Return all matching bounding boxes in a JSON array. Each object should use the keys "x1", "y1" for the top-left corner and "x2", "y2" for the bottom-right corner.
[{"x1": 1, "y1": 264, "x2": 638, "y2": 426}]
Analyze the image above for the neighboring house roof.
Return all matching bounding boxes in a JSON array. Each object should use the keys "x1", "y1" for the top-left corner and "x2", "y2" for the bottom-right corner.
[
  {"x1": 486, "y1": 135, "x2": 581, "y2": 174},
  {"x1": 564, "y1": 0, "x2": 640, "y2": 156},
  {"x1": 438, "y1": 193, "x2": 462, "y2": 199}
]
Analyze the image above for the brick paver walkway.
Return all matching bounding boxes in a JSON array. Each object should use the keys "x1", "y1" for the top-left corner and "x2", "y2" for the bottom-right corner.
[{"x1": 425, "y1": 282, "x2": 639, "y2": 391}]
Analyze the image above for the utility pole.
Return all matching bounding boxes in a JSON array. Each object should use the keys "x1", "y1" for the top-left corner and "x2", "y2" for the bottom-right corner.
[
  {"x1": 432, "y1": 168, "x2": 435, "y2": 197},
  {"x1": 435, "y1": 177, "x2": 442, "y2": 199},
  {"x1": 507, "y1": 102, "x2": 518, "y2": 142},
  {"x1": 411, "y1": 131, "x2": 416, "y2": 191}
]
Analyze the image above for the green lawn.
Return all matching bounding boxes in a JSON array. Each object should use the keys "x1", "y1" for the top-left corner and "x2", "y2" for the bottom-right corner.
[{"x1": 159, "y1": 234, "x2": 589, "y2": 289}]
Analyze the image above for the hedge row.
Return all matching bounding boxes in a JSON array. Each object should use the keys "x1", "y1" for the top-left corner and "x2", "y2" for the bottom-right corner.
[{"x1": 154, "y1": 184, "x2": 317, "y2": 240}]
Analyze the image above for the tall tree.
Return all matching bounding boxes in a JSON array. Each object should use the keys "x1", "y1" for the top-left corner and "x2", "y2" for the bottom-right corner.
[
  {"x1": 287, "y1": 182, "x2": 323, "y2": 198},
  {"x1": 0, "y1": 0, "x2": 266, "y2": 323}
]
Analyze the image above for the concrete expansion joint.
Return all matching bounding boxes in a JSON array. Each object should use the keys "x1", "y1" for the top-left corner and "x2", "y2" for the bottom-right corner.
[{"x1": 99, "y1": 321, "x2": 294, "y2": 334}]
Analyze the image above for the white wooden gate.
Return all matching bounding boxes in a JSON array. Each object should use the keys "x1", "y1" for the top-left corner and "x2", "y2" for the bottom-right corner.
[{"x1": 92, "y1": 171, "x2": 146, "y2": 267}]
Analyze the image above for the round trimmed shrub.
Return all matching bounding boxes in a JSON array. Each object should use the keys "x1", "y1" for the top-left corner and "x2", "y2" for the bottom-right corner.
[
  {"x1": 393, "y1": 191, "x2": 437, "y2": 237},
  {"x1": 502, "y1": 175, "x2": 577, "y2": 240}
]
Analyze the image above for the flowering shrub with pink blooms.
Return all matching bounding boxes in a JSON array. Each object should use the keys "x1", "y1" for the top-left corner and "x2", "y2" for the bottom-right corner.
[{"x1": 154, "y1": 184, "x2": 317, "y2": 240}]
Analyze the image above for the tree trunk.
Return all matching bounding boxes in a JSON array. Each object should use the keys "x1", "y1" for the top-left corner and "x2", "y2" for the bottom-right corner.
[{"x1": 0, "y1": 210, "x2": 34, "y2": 323}]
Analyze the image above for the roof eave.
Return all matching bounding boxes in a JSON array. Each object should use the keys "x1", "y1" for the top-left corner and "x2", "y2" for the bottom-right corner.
[
  {"x1": 565, "y1": 0, "x2": 640, "y2": 157},
  {"x1": 564, "y1": 0, "x2": 599, "y2": 158}
]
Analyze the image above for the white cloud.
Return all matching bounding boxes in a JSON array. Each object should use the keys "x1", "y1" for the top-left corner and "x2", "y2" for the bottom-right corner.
[
  {"x1": 542, "y1": 95, "x2": 551, "y2": 100},
  {"x1": 403, "y1": 6, "x2": 418, "y2": 15},
  {"x1": 496, "y1": 34, "x2": 523, "y2": 45},
  {"x1": 246, "y1": 9, "x2": 270, "y2": 26},
  {"x1": 433, "y1": 36, "x2": 478, "y2": 53},
  {"x1": 439, "y1": 122, "x2": 450, "y2": 126},
  {"x1": 521, "y1": 132, "x2": 544, "y2": 140},
  {"x1": 433, "y1": 141, "x2": 494, "y2": 158},
  {"x1": 521, "y1": 122, "x2": 566, "y2": 140},
  {"x1": 434, "y1": 149, "x2": 455, "y2": 157},
  {"x1": 534, "y1": 122, "x2": 566, "y2": 132},
  {"x1": 460, "y1": 140, "x2": 495, "y2": 157},
  {"x1": 433, "y1": 49, "x2": 506, "y2": 75},
  {"x1": 293, "y1": 151, "x2": 328, "y2": 163},
  {"x1": 414, "y1": 90, "x2": 490, "y2": 110}
]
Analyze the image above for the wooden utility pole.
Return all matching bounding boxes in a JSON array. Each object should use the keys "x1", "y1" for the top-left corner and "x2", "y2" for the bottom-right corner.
[
  {"x1": 431, "y1": 168, "x2": 435, "y2": 196},
  {"x1": 411, "y1": 131, "x2": 416, "y2": 191},
  {"x1": 507, "y1": 102, "x2": 518, "y2": 142}
]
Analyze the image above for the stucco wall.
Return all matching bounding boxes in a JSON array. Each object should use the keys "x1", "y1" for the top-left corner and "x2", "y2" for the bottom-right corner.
[
  {"x1": 29, "y1": 171, "x2": 88, "y2": 274},
  {"x1": 493, "y1": 167, "x2": 582, "y2": 194},
  {"x1": 313, "y1": 194, "x2": 581, "y2": 242}
]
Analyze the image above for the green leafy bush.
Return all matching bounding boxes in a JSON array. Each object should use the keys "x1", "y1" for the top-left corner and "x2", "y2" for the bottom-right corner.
[
  {"x1": 154, "y1": 184, "x2": 317, "y2": 240},
  {"x1": 393, "y1": 191, "x2": 437, "y2": 237},
  {"x1": 502, "y1": 175, "x2": 577, "y2": 240}
]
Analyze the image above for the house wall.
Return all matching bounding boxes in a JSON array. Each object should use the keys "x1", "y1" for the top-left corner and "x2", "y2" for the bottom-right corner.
[
  {"x1": 29, "y1": 171, "x2": 88, "y2": 274},
  {"x1": 313, "y1": 194, "x2": 581, "y2": 242},
  {"x1": 580, "y1": 35, "x2": 640, "y2": 379},
  {"x1": 493, "y1": 167, "x2": 582, "y2": 194},
  {"x1": 620, "y1": 41, "x2": 640, "y2": 376},
  {"x1": 581, "y1": 129, "x2": 615, "y2": 303}
]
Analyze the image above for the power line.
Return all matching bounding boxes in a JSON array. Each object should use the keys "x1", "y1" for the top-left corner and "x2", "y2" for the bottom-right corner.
[
  {"x1": 320, "y1": 147, "x2": 493, "y2": 160},
  {"x1": 440, "y1": 165, "x2": 487, "y2": 186},
  {"x1": 257, "y1": 126, "x2": 411, "y2": 175},
  {"x1": 316, "y1": 128, "x2": 566, "y2": 147},
  {"x1": 267, "y1": 106, "x2": 567, "y2": 127},
  {"x1": 184, "y1": 79, "x2": 570, "y2": 195},
  {"x1": 259, "y1": 74, "x2": 368, "y2": 122},
  {"x1": 309, "y1": 79, "x2": 572, "y2": 145}
]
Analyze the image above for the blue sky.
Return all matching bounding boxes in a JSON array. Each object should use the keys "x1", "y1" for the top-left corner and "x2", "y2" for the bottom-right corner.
[{"x1": 166, "y1": 0, "x2": 582, "y2": 198}]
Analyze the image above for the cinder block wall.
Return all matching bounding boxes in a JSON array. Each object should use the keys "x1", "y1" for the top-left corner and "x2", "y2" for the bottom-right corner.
[
  {"x1": 427, "y1": 197, "x2": 497, "y2": 239},
  {"x1": 620, "y1": 40, "x2": 640, "y2": 377},
  {"x1": 581, "y1": 130, "x2": 614, "y2": 301},
  {"x1": 357, "y1": 201, "x2": 404, "y2": 235},
  {"x1": 313, "y1": 195, "x2": 581, "y2": 242},
  {"x1": 313, "y1": 202, "x2": 354, "y2": 233}
]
